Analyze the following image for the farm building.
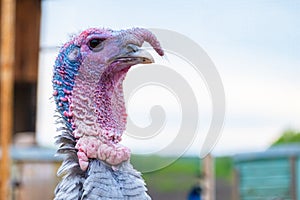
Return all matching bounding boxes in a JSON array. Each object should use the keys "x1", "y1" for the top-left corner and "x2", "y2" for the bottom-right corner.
[
  {"x1": 234, "y1": 145, "x2": 300, "y2": 200},
  {"x1": 1, "y1": 0, "x2": 41, "y2": 199}
]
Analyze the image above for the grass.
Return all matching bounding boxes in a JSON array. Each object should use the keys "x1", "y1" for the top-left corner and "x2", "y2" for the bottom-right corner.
[
  {"x1": 130, "y1": 155, "x2": 233, "y2": 192},
  {"x1": 215, "y1": 156, "x2": 234, "y2": 180}
]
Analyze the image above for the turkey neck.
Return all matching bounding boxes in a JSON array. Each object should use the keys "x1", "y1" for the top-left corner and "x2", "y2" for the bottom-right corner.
[
  {"x1": 71, "y1": 63, "x2": 129, "y2": 144},
  {"x1": 94, "y1": 67, "x2": 129, "y2": 142}
]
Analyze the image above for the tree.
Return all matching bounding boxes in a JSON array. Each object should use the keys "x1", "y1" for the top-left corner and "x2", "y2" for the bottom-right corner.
[{"x1": 271, "y1": 129, "x2": 300, "y2": 146}]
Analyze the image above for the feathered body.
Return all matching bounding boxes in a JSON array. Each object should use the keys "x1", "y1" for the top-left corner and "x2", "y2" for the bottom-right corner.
[{"x1": 52, "y1": 28, "x2": 163, "y2": 199}]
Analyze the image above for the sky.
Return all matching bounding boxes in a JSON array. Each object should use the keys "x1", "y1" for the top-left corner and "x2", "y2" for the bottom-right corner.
[{"x1": 37, "y1": 0, "x2": 300, "y2": 156}]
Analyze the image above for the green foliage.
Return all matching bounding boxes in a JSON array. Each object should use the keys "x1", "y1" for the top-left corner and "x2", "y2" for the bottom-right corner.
[
  {"x1": 272, "y1": 129, "x2": 300, "y2": 146},
  {"x1": 131, "y1": 155, "x2": 200, "y2": 192},
  {"x1": 215, "y1": 156, "x2": 233, "y2": 180},
  {"x1": 130, "y1": 155, "x2": 233, "y2": 192}
]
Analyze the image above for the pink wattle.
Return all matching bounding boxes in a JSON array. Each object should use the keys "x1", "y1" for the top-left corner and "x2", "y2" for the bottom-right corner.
[
  {"x1": 75, "y1": 136, "x2": 130, "y2": 171},
  {"x1": 70, "y1": 60, "x2": 130, "y2": 171}
]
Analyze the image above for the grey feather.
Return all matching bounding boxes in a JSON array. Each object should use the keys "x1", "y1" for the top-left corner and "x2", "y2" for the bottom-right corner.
[
  {"x1": 54, "y1": 129, "x2": 151, "y2": 200},
  {"x1": 81, "y1": 160, "x2": 151, "y2": 200}
]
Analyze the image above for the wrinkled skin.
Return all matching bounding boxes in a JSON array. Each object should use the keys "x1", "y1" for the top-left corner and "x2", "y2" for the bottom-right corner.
[{"x1": 53, "y1": 27, "x2": 163, "y2": 199}]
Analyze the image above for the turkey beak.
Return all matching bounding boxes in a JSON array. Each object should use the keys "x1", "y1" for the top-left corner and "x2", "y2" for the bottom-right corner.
[
  {"x1": 111, "y1": 44, "x2": 154, "y2": 66},
  {"x1": 126, "y1": 44, "x2": 154, "y2": 64}
]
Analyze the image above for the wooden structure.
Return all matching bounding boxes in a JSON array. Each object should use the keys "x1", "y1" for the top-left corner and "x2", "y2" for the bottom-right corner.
[
  {"x1": 0, "y1": 0, "x2": 41, "y2": 199},
  {"x1": 1, "y1": 0, "x2": 16, "y2": 199},
  {"x1": 234, "y1": 145, "x2": 300, "y2": 200},
  {"x1": 202, "y1": 154, "x2": 216, "y2": 200}
]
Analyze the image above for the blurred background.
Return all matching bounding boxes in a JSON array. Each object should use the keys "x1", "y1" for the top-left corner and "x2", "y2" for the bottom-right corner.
[{"x1": 0, "y1": 0, "x2": 299, "y2": 199}]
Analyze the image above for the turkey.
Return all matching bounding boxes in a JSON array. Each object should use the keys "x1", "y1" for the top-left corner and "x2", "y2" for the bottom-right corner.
[{"x1": 52, "y1": 27, "x2": 164, "y2": 199}]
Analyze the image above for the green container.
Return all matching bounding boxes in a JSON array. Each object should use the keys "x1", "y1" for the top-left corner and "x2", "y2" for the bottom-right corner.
[{"x1": 234, "y1": 145, "x2": 300, "y2": 200}]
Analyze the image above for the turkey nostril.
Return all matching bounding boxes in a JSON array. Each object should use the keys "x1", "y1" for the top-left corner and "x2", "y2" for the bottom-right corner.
[{"x1": 127, "y1": 44, "x2": 139, "y2": 53}]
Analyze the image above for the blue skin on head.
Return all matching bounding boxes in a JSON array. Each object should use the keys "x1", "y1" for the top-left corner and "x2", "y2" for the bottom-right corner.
[{"x1": 53, "y1": 44, "x2": 81, "y2": 130}]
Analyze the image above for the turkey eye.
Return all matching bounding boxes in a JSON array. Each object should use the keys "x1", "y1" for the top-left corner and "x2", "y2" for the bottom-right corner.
[
  {"x1": 89, "y1": 39, "x2": 100, "y2": 48},
  {"x1": 88, "y1": 38, "x2": 104, "y2": 51}
]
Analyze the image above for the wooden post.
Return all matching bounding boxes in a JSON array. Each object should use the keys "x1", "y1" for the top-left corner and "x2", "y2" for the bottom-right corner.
[
  {"x1": 232, "y1": 168, "x2": 240, "y2": 200},
  {"x1": 203, "y1": 154, "x2": 215, "y2": 200},
  {"x1": 290, "y1": 156, "x2": 297, "y2": 200},
  {"x1": 1, "y1": 0, "x2": 16, "y2": 199}
]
